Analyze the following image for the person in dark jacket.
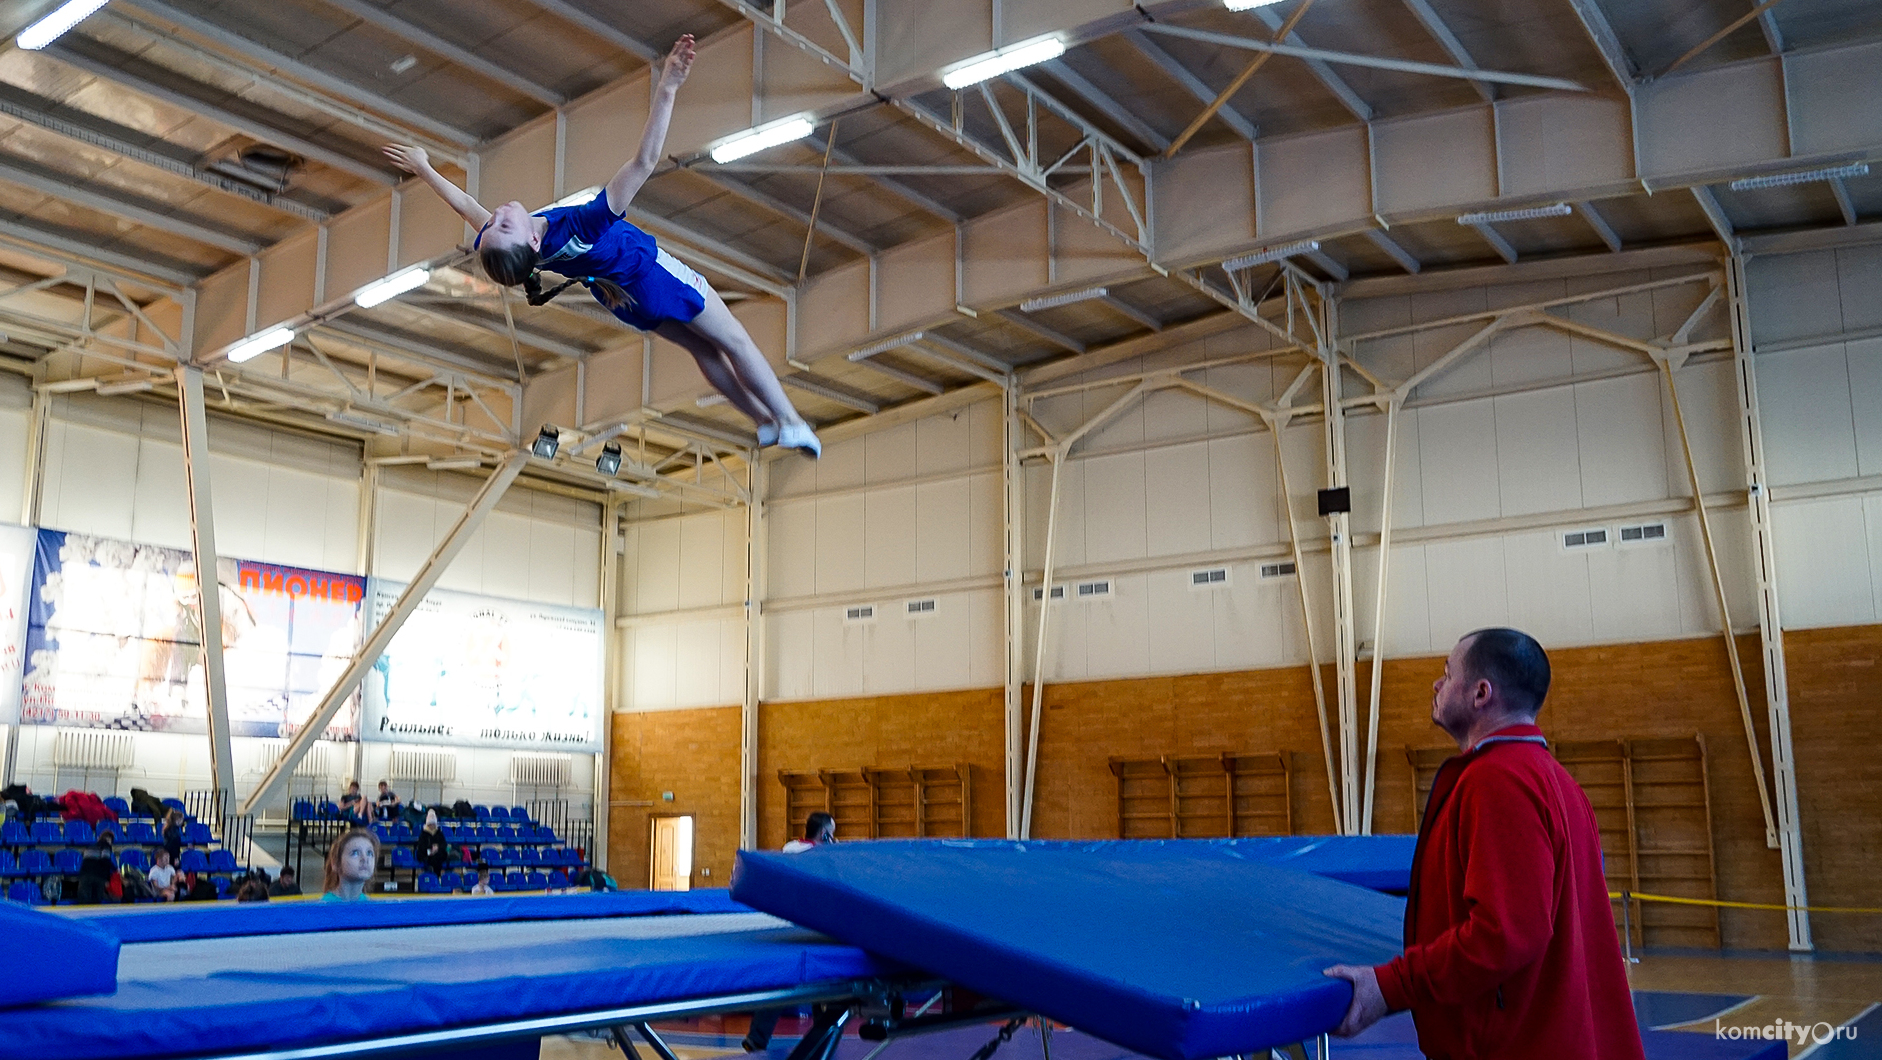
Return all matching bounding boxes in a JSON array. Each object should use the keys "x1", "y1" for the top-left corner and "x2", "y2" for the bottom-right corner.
[
  {"x1": 162, "y1": 809, "x2": 185, "y2": 866},
  {"x1": 269, "y1": 865, "x2": 302, "y2": 897},
  {"x1": 415, "y1": 809, "x2": 450, "y2": 874},
  {"x1": 1324, "y1": 628, "x2": 1645, "y2": 1060},
  {"x1": 75, "y1": 835, "x2": 118, "y2": 905}
]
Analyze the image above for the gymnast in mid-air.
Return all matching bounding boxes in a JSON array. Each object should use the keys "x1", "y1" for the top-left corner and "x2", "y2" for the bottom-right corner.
[{"x1": 386, "y1": 35, "x2": 820, "y2": 457}]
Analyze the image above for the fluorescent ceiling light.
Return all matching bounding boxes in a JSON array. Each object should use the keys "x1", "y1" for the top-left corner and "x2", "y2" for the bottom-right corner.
[
  {"x1": 327, "y1": 411, "x2": 401, "y2": 436},
  {"x1": 1223, "y1": 240, "x2": 1319, "y2": 271},
  {"x1": 17, "y1": 0, "x2": 111, "y2": 50},
  {"x1": 941, "y1": 36, "x2": 1065, "y2": 90},
  {"x1": 354, "y1": 266, "x2": 431, "y2": 308},
  {"x1": 1225, "y1": 0, "x2": 1287, "y2": 8},
  {"x1": 1729, "y1": 162, "x2": 1869, "y2": 191},
  {"x1": 1021, "y1": 287, "x2": 1107, "y2": 312},
  {"x1": 226, "y1": 326, "x2": 296, "y2": 363},
  {"x1": 848, "y1": 331, "x2": 926, "y2": 360},
  {"x1": 546, "y1": 185, "x2": 601, "y2": 209},
  {"x1": 1456, "y1": 203, "x2": 1572, "y2": 225},
  {"x1": 710, "y1": 117, "x2": 815, "y2": 164}
]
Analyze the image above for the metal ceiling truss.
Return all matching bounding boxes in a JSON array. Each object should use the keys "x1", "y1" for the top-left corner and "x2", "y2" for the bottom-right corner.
[{"x1": 316, "y1": 0, "x2": 567, "y2": 107}]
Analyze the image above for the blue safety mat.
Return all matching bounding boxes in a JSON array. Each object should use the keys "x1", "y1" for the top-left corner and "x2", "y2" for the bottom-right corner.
[
  {"x1": 942, "y1": 837, "x2": 1417, "y2": 893},
  {"x1": 731, "y1": 840, "x2": 1405, "y2": 1059},
  {"x1": 0, "y1": 916, "x2": 890, "y2": 1060},
  {"x1": 0, "y1": 902, "x2": 119, "y2": 1009},
  {"x1": 56, "y1": 888, "x2": 750, "y2": 942}
]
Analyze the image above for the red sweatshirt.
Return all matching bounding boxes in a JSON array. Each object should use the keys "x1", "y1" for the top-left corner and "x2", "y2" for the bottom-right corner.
[{"x1": 1374, "y1": 724, "x2": 1645, "y2": 1060}]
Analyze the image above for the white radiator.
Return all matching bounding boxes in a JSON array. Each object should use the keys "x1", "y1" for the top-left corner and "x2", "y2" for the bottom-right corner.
[
  {"x1": 390, "y1": 748, "x2": 458, "y2": 784},
  {"x1": 52, "y1": 729, "x2": 133, "y2": 770},
  {"x1": 269, "y1": 741, "x2": 335, "y2": 779},
  {"x1": 509, "y1": 753, "x2": 571, "y2": 788}
]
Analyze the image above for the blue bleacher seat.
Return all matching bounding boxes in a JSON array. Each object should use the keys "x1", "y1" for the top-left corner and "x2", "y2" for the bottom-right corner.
[
  {"x1": 441, "y1": 871, "x2": 461, "y2": 891},
  {"x1": 503, "y1": 871, "x2": 526, "y2": 891},
  {"x1": 514, "y1": 847, "x2": 537, "y2": 868},
  {"x1": 494, "y1": 825, "x2": 516, "y2": 843},
  {"x1": 31, "y1": 821, "x2": 61, "y2": 845},
  {"x1": 19, "y1": 850, "x2": 52, "y2": 876},
  {"x1": 509, "y1": 806, "x2": 530, "y2": 823},
  {"x1": 472, "y1": 805, "x2": 492, "y2": 821},
  {"x1": 178, "y1": 850, "x2": 208, "y2": 874},
  {"x1": 2, "y1": 821, "x2": 28, "y2": 847},
  {"x1": 212, "y1": 876, "x2": 232, "y2": 898},
  {"x1": 125, "y1": 823, "x2": 157, "y2": 845},
  {"x1": 390, "y1": 847, "x2": 417, "y2": 871},
  {"x1": 64, "y1": 821, "x2": 95, "y2": 846},
  {"x1": 371, "y1": 824, "x2": 391, "y2": 842},
  {"x1": 524, "y1": 871, "x2": 547, "y2": 891},
  {"x1": 103, "y1": 797, "x2": 130, "y2": 818},
  {"x1": 391, "y1": 823, "x2": 414, "y2": 842},
  {"x1": 7, "y1": 880, "x2": 40, "y2": 904},
  {"x1": 53, "y1": 850, "x2": 83, "y2": 875},
  {"x1": 318, "y1": 800, "x2": 339, "y2": 819},
  {"x1": 183, "y1": 823, "x2": 213, "y2": 846},
  {"x1": 536, "y1": 826, "x2": 558, "y2": 844},
  {"x1": 161, "y1": 798, "x2": 186, "y2": 813},
  {"x1": 208, "y1": 850, "x2": 239, "y2": 874},
  {"x1": 94, "y1": 821, "x2": 120, "y2": 843},
  {"x1": 548, "y1": 870, "x2": 568, "y2": 889},
  {"x1": 416, "y1": 872, "x2": 440, "y2": 894},
  {"x1": 442, "y1": 823, "x2": 465, "y2": 841},
  {"x1": 118, "y1": 849, "x2": 149, "y2": 873},
  {"x1": 0, "y1": 851, "x2": 15, "y2": 877},
  {"x1": 487, "y1": 806, "x2": 510, "y2": 822},
  {"x1": 479, "y1": 845, "x2": 503, "y2": 867},
  {"x1": 292, "y1": 800, "x2": 315, "y2": 821},
  {"x1": 475, "y1": 825, "x2": 497, "y2": 842}
]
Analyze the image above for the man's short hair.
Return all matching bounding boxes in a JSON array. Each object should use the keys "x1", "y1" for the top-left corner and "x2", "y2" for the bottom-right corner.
[
  {"x1": 1461, "y1": 627, "x2": 1551, "y2": 716},
  {"x1": 804, "y1": 812, "x2": 835, "y2": 841}
]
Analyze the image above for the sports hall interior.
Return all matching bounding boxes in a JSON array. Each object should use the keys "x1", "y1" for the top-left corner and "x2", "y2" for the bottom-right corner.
[{"x1": 0, "y1": 0, "x2": 1879, "y2": 1056}]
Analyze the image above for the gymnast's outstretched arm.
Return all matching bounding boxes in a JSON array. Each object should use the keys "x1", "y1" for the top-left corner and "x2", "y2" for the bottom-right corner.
[
  {"x1": 384, "y1": 145, "x2": 490, "y2": 229},
  {"x1": 604, "y1": 35, "x2": 695, "y2": 214}
]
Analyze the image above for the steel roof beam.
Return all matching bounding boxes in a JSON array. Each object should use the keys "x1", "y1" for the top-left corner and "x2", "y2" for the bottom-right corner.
[
  {"x1": 687, "y1": 169, "x2": 879, "y2": 256},
  {"x1": 1363, "y1": 228, "x2": 1422, "y2": 274},
  {"x1": 0, "y1": 155, "x2": 264, "y2": 255},
  {"x1": 1564, "y1": 0, "x2": 1637, "y2": 90},
  {"x1": 995, "y1": 309, "x2": 1086, "y2": 353},
  {"x1": 391, "y1": 300, "x2": 592, "y2": 361},
  {"x1": 1120, "y1": 29, "x2": 1257, "y2": 141},
  {"x1": 317, "y1": 0, "x2": 565, "y2": 107},
  {"x1": 1829, "y1": 179, "x2": 1857, "y2": 226},
  {"x1": 1098, "y1": 294, "x2": 1163, "y2": 332},
  {"x1": 782, "y1": 371, "x2": 882, "y2": 413},
  {"x1": 45, "y1": 39, "x2": 396, "y2": 185},
  {"x1": 1398, "y1": 0, "x2": 1495, "y2": 103},
  {"x1": 1468, "y1": 221, "x2": 1518, "y2": 264},
  {"x1": 116, "y1": 0, "x2": 477, "y2": 151},
  {"x1": 1755, "y1": 2, "x2": 1786, "y2": 54},
  {"x1": 1142, "y1": 23, "x2": 1583, "y2": 94},
  {"x1": 1246, "y1": 8, "x2": 1375, "y2": 120},
  {"x1": 849, "y1": 355, "x2": 944, "y2": 395},
  {"x1": 1575, "y1": 201, "x2": 1623, "y2": 251},
  {"x1": 1037, "y1": 58, "x2": 1172, "y2": 154},
  {"x1": 0, "y1": 216, "x2": 200, "y2": 287},
  {"x1": 516, "y1": 0, "x2": 658, "y2": 62},
  {"x1": 1691, "y1": 186, "x2": 1737, "y2": 247},
  {"x1": 319, "y1": 318, "x2": 522, "y2": 382},
  {"x1": 804, "y1": 133, "x2": 961, "y2": 224}
]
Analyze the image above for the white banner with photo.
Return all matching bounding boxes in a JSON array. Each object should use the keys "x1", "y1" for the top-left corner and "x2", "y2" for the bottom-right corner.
[{"x1": 361, "y1": 580, "x2": 604, "y2": 752}]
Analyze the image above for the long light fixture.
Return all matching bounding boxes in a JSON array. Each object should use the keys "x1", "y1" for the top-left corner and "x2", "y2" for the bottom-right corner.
[
  {"x1": 1020, "y1": 287, "x2": 1107, "y2": 312},
  {"x1": 848, "y1": 331, "x2": 926, "y2": 360},
  {"x1": 1456, "y1": 203, "x2": 1572, "y2": 225},
  {"x1": 710, "y1": 117, "x2": 815, "y2": 164},
  {"x1": 546, "y1": 185, "x2": 601, "y2": 209},
  {"x1": 1223, "y1": 240, "x2": 1319, "y2": 271},
  {"x1": 327, "y1": 411, "x2": 401, "y2": 436},
  {"x1": 17, "y1": 0, "x2": 110, "y2": 50},
  {"x1": 1729, "y1": 162, "x2": 1869, "y2": 192},
  {"x1": 941, "y1": 36, "x2": 1065, "y2": 90},
  {"x1": 354, "y1": 266, "x2": 431, "y2": 308},
  {"x1": 1224, "y1": 0, "x2": 1287, "y2": 8},
  {"x1": 226, "y1": 326, "x2": 295, "y2": 364}
]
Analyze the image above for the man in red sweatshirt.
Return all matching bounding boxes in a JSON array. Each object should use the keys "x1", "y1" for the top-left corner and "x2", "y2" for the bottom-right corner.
[{"x1": 1324, "y1": 628, "x2": 1645, "y2": 1060}]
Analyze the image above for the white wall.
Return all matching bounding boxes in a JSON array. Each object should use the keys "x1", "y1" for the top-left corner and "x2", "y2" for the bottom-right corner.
[{"x1": 0, "y1": 373, "x2": 30, "y2": 522}]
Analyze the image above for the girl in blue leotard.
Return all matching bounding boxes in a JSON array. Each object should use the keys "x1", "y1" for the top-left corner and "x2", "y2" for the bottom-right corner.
[{"x1": 385, "y1": 35, "x2": 819, "y2": 457}]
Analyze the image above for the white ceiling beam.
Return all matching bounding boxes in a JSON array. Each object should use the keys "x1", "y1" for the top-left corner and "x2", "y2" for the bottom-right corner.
[
  {"x1": 1363, "y1": 229, "x2": 1422, "y2": 274},
  {"x1": 516, "y1": 0, "x2": 659, "y2": 62},
  {"x1": 1691, "y1": 186, "x2": 1737, "y2": 247},
  {"x1": 317, "y1": 0, "x2": 565, "y2": 106},
  {"x1": 1468, "y1": 221, "x2": 1519, "y2": 264},
  {"x1": 1398, "y1": 0, "x2": 1496, "y2": 103},
  {"x1": 1098, "y1": 294, "x2": 1164, "y2": 331},
  {"x1": 1246, "y1": 8, "x2": 1376, "y2": 120},
  {"x1": 995, "y1": 309, "x2": 1086, "y2": 353},
  {"x1": 1563, "y1": 0, "x2": 1638, "y2": 90},
  {"x1": 1037, "y1": 58, "x2": 1172, "y2": 154},
  {"x1": 686, "y1": 168, "x2": 878, "y2": 256},
  {"x1": 0, "y1": 157, "x2": 264, "y2": 255},
  {"x1": 1829, "y1": 179, "x2": 1858, "y2": 226},
  {"x1": 1575, "y1": 201, "x2": 1623, "y2": 252},
  {"x1": 0, "y1": 217, "x2": 199, "y2": 287},
  {"x1": 805, "y1": 132, "x2": 962, "y2": 224},
  {"x1": 782, "y1": 371, "x2": 882, "y2": 414},
  {"x1": 1120, "y1": 29, "x2": 1257, "y2": 141},
  {"x1": 1142, "y1": 23, "x2": 1585, "y2": 94}
]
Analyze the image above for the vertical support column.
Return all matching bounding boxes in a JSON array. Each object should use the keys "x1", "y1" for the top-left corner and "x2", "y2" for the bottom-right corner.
[
  {"x1": 741, "y1": 455, "x2": 768, "y2": 851},
  {"x1": 1002, "y1": 378, "x2": 1026, "y2": 838},
  {"x1": 1317, "y1": 290, "x2": 1361, "y2": 836},
  {"x1": 596, "y1": 496, "x2": 622, "y2": 872},
  {"x1": 1360, "y1": 397, "x2": 1399, "y2": 835},
  {"x1": 174, "y1": 365, "x2": 236, "y2": 804},
  {"x1": 3, "y1": 388, "x2": 47, "y2": 787},
  {"x1": 1727, "y1": 255, "x2": 1812, "y2": 951},
  {"x1": 1020, "y1": 450, "x2": 1064, "y2": 840}
]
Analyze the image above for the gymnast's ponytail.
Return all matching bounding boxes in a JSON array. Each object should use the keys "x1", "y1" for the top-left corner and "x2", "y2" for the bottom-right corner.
[{"x1": 525, "y1": 272, "x2": 584, "y2": 306}]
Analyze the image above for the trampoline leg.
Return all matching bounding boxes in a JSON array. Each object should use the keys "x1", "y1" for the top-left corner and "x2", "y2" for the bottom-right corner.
[
  {"x1": 1267, "y1": 1043, "x2": 1310, "y2": 1060},
  {"x1": 611, "y1": 1025, "x2": 647, "y2": 1060},
  {"x1": 783, "y1": 1004, "x2": 853, "y2": 1060},
  {"x1": 636, "y1": 1023, "x2": 684, "y2": 1060}
]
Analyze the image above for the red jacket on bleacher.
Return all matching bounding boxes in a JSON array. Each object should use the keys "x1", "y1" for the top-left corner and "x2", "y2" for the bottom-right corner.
[{"x1": 1372, "y1": 725, "x2": 1645, "y2": 1060}]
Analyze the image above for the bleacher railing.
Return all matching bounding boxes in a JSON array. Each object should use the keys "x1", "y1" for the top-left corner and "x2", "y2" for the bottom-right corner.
[{"x1": 183, "y1": 789, "x2": 255, "y2": 870}]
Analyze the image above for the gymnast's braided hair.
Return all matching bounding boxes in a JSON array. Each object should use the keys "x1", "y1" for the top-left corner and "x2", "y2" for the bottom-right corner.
[{"x1": 481, "y1": 241, "x2": 631, "y2": 310}]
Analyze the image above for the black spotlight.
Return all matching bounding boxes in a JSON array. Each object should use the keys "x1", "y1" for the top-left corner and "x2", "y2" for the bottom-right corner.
[
  {"x1": 596, "y1": 441, "x2": 623, "y2": 476},
  {"x1": 531, "y1": 425, "x2": 561, "y2": 459}
]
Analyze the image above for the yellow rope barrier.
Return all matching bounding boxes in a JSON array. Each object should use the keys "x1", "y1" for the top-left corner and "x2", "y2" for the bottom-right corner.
[{"x1": 1609, "y1": 890, "x2": 1882, "y2": 915}]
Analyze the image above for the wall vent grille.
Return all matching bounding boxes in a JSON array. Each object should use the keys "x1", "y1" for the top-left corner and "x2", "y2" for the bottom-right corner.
[
  {"x1": 1031, "y1": 586, "x2": 1065, "y2": 602},
  {"x1": 1618, "y1": 522, "x2": 1668, "y2": 544},
  {"x1": 1190, "y1": 567, "x2": 1230, "y2": 588},
  {"x1": 1259, "y1": 562, "x2": 1298, "y2": 579},
  {"x1": 844, "y1": 604, "x2": 877, "y2": 623},
  {"x1": 906, "y1": 599, "x2": 937, "y2": 615},
  {"x1": 1076, "y1": 580, "x2": 1113, "y2": 599},
  {"x1": 1562, "y1": 528, "x2": 1610, "y2": 550}
]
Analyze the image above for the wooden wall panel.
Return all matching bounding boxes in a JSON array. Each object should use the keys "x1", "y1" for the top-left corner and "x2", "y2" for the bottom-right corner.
[{"x1": 607, "y1": 707, "x2": 742, "y2": 891}]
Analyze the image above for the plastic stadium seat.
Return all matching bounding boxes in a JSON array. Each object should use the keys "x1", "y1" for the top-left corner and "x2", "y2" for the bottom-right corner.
[
  {"x1": 390, "y1": 847, "x2": 418, "y2": 871},
  {"x1": 161, "y1": 798, "x2": 186, "y2": 813},
  {"x1": 494, "y1": 825, "x2": 517, "y2": 843},
  {"x1": 183, "y1": 823, "x2": 214, "y2": 846},
  {"x1": 441, "y1": 871, "x2": 461, "y2": 891},
  {"x1": 479, "y1": 845, "x2": 503, "y2": 867},
  {"x1": 212, "y1": 876, "x2": 232, "y2": 898},
  {"x1": 178, "y1": 850, "x2": 209, "y2": 874},
  {"x1": 103, "y1": 797, "x2": 130, "y2": 818},
  {"x1": 0, "y1": 851, "x2": 15, "y2": 877},
  {"x1": 94, "y1": 821, "x2": 120, "y2": 843},
  {"x1": 7, "y1": 881, "x2": 40, "y2": 904},
  {"x1": 118, "y1": 849, "x2": 149, "y2": 873},
  {"x1": 486, "y1": 806, "x2": 509, "y2": 823},
  {"x1": 509, "y1": 806, "x2": 530, "y2": 823},
  {"x1": 19, "y1": 850, "x2": 52, "y2": 876},
  {"x1": 125, "y1": 823, "x2": 157, "y2": 845},
  {"x1": 318, "y1": 800, "x2": 340, "y2": 819},
  {"x1": 442, "y1": 823, "x2": 465, "y2": 841},
  {"x1": 371, "y1": 824, "x2": 391, "y2": 842},
  {"x1": 503, "y1": 871, "x2": 526, "y2": 891},
  {"x1": 64, "y1": 821, "x2": 95, "y2": 846},
  {"x1": 548, "y1": 870, "x2": 568, "y2": 890},
  {"x1": 53, "y1": 850, "x2": 83, "y2": 875},
  {"x1": 416, "y1": 873, "x2": 440, "y2": 894},
  {"x1": 524, "y1": 872, "x2": 547, "y2": 891},
  {"x1": 1, "y1": 822, "x2": 27, "y2": 847},
  {"x1": 30, "y1": 821, "x2": 61, "y2": 844},
  {"x1": 513, "y1": 847, "x2": 537, "y2": 868},
  {"x1": 391, "y1": 823, "x2": 414, "y2": 842},
  {"x1": 473, "y1": 805, "x2": 492, "y2": 821},
  {"x1": 208, "y1": 850, "x2": 240, "y2": 874},
  {"x1": 475, "y1": 825, "x2": 497, "y2": 842},
  {"x1": 537, "y1": 827, "x2": 559, "y2": 844},
  {"x1": 291, "y1": 800, "x2": 315, "y2": 821}
]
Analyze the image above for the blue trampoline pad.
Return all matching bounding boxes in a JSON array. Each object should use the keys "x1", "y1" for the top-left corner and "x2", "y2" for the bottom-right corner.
[
  {"x1": 924, "y1": 837, "x2": 1416, "y2": 893},
  {"x1": 731, "y1": 840, "x2": 1405, "y2": 1060},
  {"x1": 56, "y1": 888, "x2": 750, "y2": 943},
  {"x1": 0, "y1": 912, "x2": 892, "y2": 1060}
]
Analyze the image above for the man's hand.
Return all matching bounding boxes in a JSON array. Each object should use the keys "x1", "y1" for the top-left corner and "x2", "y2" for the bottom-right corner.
[
  {"x1": 659, "y1": 34, "x2": 696, "y2": 90},
  {"x1": 1322, "y1": 965, "x2": 1390, "y2": 1038},
  {"x1": 383, "y1": 144, "x2": 429, "y2": 174}
]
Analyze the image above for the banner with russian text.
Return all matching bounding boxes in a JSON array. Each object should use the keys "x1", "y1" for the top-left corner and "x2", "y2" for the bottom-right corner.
[
  {"x1": 0, "y1": 523, "x2": 34, "y2": 725},
  {"x1": 21, "y1": 529, "x2": 365, "y2": 738},
  {"x1": 361, "y1": 580, "x2": 603, "y2": 752}
]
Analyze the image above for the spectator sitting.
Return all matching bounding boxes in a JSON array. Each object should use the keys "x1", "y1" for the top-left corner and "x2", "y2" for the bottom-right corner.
[
  {"x1": 320, "y1": 827, "x2": 379, "y2": 902},
  {"x1": 75, "y1": 835, "x2": 118, "y2": 905},
  {"x1": 235, "y1": 879, "x2": 270, "y2": 902},
  {"x1": 180, "y1": 871, "x2": 218, "y2": 902},
  {"x1": 783, "y1": 812, "x2": 836, "y2": 853},
  {"x1": 162, "y1": 809, "x2": 185, "y2": 866},
  {"x1": 269, "y1": 865, "x2": 302, "y2": 897},
  {"x1": 375, "y1": 781, "x2": 404, "y2": 821},
  {"x1": 416, "y1": 809, "x2": 449, "y2": 875},
  {"x1": 468, "y1": 867, "x2": 495, "y2": 896},
  {"x1": 338, "y1": 781, "x2": 368, "y2": 825},
  {"x1": 147, "y1": 849, "x2": 179, "y2": 901}
]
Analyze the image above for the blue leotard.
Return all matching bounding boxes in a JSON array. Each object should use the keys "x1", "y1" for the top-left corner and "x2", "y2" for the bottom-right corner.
[{"x1": 535, "y1": 193, "x2": 710, "y2": 331}]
